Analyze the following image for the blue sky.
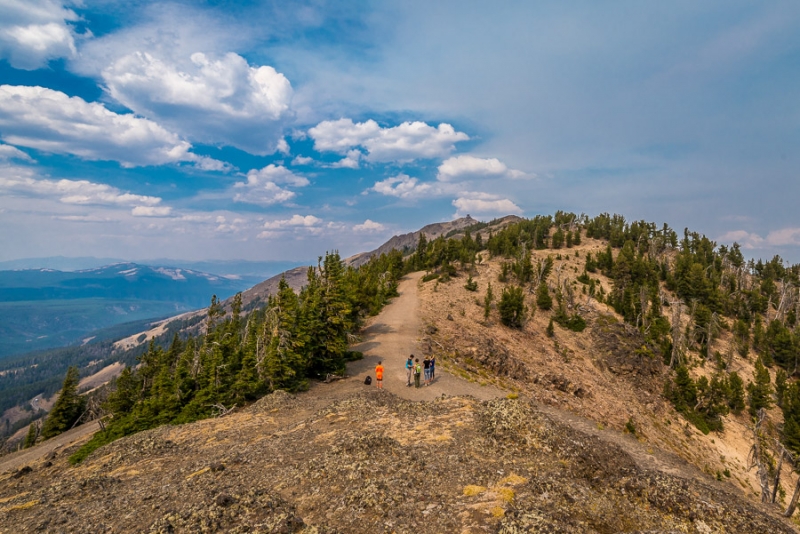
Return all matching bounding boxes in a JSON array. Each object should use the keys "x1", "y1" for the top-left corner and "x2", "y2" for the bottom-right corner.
[{"x1": 0, "y1": 1, "x2": 799, "y2": 263}]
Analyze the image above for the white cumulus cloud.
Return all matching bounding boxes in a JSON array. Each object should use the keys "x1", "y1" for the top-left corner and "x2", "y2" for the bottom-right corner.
[
  {"x1": 0, "y1": 0, "x2": 81, "y2": 69},
  {"x1": 437, "y1": 155, "x2": 527, "y2": 181},
  {"x1": 244, "y1": 164, "x2": 309, "y2": 187},
  {"x1": 308, "y1": 118, "x2": 468, "y2": 163},
  {"x1": 452, "y1": 192, "x2": 522, "y2": 216},
  {"x1": 328, "y1": 149, "x2": 361, "y2": 169},
  {"x1": 263, "y1": 214, "x2": 322, "y2": 229},
  {"x1": 232, "y1": 164, "x2": 308, "y2": 206},
  {"x1": 353, "y1": 219, "x2": 386, "y2": 232},
  {"x1": 292, "y1": 155, "x2": 315, "y2": 166},
  {"x1": 0, "y1": 163, "x2": 165, "y2": 210},
  {"x1": 101, "y1": 51, "x2": 294, "y2": 155},
  {"x1": 369, "y1": 174, "x2": 433, "y2": 199},
  {"x1": 0, "y1": 85, "x2": 213, "y2": 168}
]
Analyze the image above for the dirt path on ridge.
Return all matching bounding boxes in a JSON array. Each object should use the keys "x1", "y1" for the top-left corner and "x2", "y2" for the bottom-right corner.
[{"x1": 348, "y1": 272, "x2": 506, "y2": 401}]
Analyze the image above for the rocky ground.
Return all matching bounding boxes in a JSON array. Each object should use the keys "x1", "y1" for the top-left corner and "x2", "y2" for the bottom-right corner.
[{"x1": 1, "y1": 388, "x2": 795, "y2": 533}]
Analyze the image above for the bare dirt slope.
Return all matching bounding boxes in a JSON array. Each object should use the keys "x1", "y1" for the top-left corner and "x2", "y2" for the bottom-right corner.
[{"x1": 0, "y1": 272, "x2": 796, "y2": 533}]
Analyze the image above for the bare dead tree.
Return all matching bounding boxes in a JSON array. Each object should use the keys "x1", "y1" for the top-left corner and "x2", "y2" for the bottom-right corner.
[
  {"x1": 562, "y1": 279, "x2": 576, "y2": 310},
  {"x1": 209, "y1": 403, "x2": 236, "y2": 417},
  {"x1": 670, "y1": 301, "x2": 684, "y2": 369},
  {"x1": 638, "y1": 285, "x2": 649, "y2": 330},
  {"x1": 772, "y1": 441, "x2": 795, "y2": 504},
  {"x1": 747, "y1": 408, "x2": 772, "y2": 503}
]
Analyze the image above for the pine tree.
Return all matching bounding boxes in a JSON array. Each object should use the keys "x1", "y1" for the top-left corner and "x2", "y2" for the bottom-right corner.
[
  {"x1": 536, "y1": 282, "x2": 552, "y2": 310},
  {"x1": 782, "y1": 383, "x2": 800, "y2": 456},
  {"x1": 483, "y1": 282, "x2": 494, "y2": 320},
  {"x1": 41, "y1": 366, "x2": 86, "y2": 439},
  {"x1": 727, "y1": 371, "x2": 746, "y2": 414},
  {"x1": 498, "y1": 286, "x2": 526, "y2": 328},
  {"x1": 23, "y1": 421, "x2": 38, "y2": 448},
  {"x1": 311, "y1": 252, "x2": 352, "y2": 375},
  {"x1": 775, "y1": 368, "x2": 788, "y2": 408},
  {"x1": 747, "y1": 357, "x2": 773, "y2": 416},
  {"x1": 263, "y1": 277, "x2": 308, "y2": 391}
]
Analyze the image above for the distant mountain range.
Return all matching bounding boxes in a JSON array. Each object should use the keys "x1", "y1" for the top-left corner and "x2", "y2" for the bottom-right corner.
[
  {"x1": 0, "y1": 263, "x2": 269, "y2": 360},
  {"x1": 0, "y1": 257, "x2": 309, "y2": 280}
]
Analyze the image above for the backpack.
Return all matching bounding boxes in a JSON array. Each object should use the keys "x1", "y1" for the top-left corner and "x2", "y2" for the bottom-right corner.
[{"x1": 364, "y1": 375, "x2": 372, "y2": 385}]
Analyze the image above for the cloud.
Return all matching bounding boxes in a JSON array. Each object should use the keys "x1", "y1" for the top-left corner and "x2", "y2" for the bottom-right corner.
[
  {"x1": 233, "y1": 182, "x2": 295, "y2": 206},
  {"x1": 0, "y1": 0, "x2": 81, "y2": 69},
  {"x1": 233, "y1": 164, "x2": 309, "y2": 205},
  {"x1": 353, "y1": 219, "x2": 385, "y2": 232},
  {"x1": 258, "y1": 214, "x2": 323, "y2": 238},
  {"x1": 0, "y1": 144, "x2": 33, "y2": 161},
  {"x1": 52, "y1": 214, "x2": 113, "y2": 223},
  {"x1": 719, "y1": 228, "x2": 800, "y2": 249},
  {"x1": 369, "y1": 174, "x2": 434, "y2": 199},
  {"x1": 132, "y1": 206, "x2": 172, "y2": 217},
  {"x1": 328, "y1": 149, "x2": 361, "y2": 169},
  {"x1": 292, "y1": 155, "x2": 315, "y2": 166},
  {"x1": 452, "y1": 192, "x2": 522, "y2": 216},
  {"x1": 308, "y1": 118, "x2": 468, "y2": 162},
  {"x1": 192, "y1": 156, "x2": 234, "y2": 172},
  {"x1": 101, "y1": 51, "x2": 294, "y2": 154},
  {"x1": 0, "y1": 163, "x2": 165, "y2": 210},
  {"x1": 263, "y1": 214, "x2": 322, "y2": 229},
  {"x1": 437, "y1": 155, "x2": 527, "y2": 181},
  {"x1": 0, "y1": 85, "x2": 211, "y2": 167},
  {"x1": 765, "y1": 228, "x2": 800, "y2": 247},
  {"x1": 244, "y1": 164, "x2": 309, "y2": 187}
]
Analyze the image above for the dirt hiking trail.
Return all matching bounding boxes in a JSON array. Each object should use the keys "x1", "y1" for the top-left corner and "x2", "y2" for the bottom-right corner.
[{"x1": 348, "y1": 272, "x2": 505, "y2": 401}]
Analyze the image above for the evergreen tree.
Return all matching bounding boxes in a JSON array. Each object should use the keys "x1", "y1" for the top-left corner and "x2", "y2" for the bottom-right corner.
[
  {"x1": 264, "y1": 278, "x2": 307, "y2": 391},
  {"x1": 536, "y1": 282, "x2": 552, "y2": 310},
  {"x1": 498, "y1": 286, "x2": 527, "y2": 328},
  {"x1": 41, "y1": 366, "x2": 86, "y2": 439},
  {"x1": 782, "y1": 383, "x2": 800, "y2": 457},
  {"x1": 464, "y1": 275, "x2": 478, "y2": 292},
  {"x1": 747, "y1": 357, "x2": 773, "y2": 416},
  {"x1": 23, "y1": 421, "x2": 38, "y2": 448},
  {"x1": 546, "y1": 318, "x2": 555, "y2": 337},
  {"x1": 311, "y1": 252, "x2": 352, "y2": 375},
  {"x1": 483, "y1": 282, "x2": 494, "y2": 320},
  {"x1": 775, "y1": 368, "x2": 788, "y2": 408},
  {"x1": 727, "y1": 371, "x2": 746, "y2": 414}
]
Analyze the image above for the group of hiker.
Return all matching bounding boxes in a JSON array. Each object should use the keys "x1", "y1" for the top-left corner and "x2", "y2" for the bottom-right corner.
[
  {"x1": 372, "y1": 354, "x2": 436, "y2": 390},
  {"x1": 406, "y1": 354, "x2": 435, "y2": 388}
]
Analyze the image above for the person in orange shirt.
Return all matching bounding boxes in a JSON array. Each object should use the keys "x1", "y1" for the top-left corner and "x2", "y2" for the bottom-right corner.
[{"x1": 375, "y1": 361, "x2": 384, "y2": 389}]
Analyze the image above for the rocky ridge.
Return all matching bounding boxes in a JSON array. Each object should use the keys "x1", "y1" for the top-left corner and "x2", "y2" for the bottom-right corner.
[{"x1": 1, "y1": 387, "x2": 793, "y2": 533}]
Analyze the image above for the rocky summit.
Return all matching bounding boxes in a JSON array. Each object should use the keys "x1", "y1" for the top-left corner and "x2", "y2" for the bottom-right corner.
[{"x1": 0, "y1": 385, "x2": 793, "y2": 533}]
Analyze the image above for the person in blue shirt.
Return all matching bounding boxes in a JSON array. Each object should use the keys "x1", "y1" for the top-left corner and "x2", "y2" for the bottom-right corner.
[{"x1": 405, "y1": 355, "x2": 414, "y2": 387}]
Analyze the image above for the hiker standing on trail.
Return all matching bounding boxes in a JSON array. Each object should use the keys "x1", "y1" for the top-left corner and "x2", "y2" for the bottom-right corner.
[
  {"x1": 414, "y1": 358, "x2": 422, "y2": 388},
  {"x1": 430, "y1": 355, "x2": 436, "y2": 382},
  {"x1": 405, "y1": 355, "x2": 414, "y2": 387},
  {"x1": 375, "y1": 361, "x2": 384, "y2": 389},
  {"x1": 423, "y1": 356, "x2": 431, "y2": 386}
]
